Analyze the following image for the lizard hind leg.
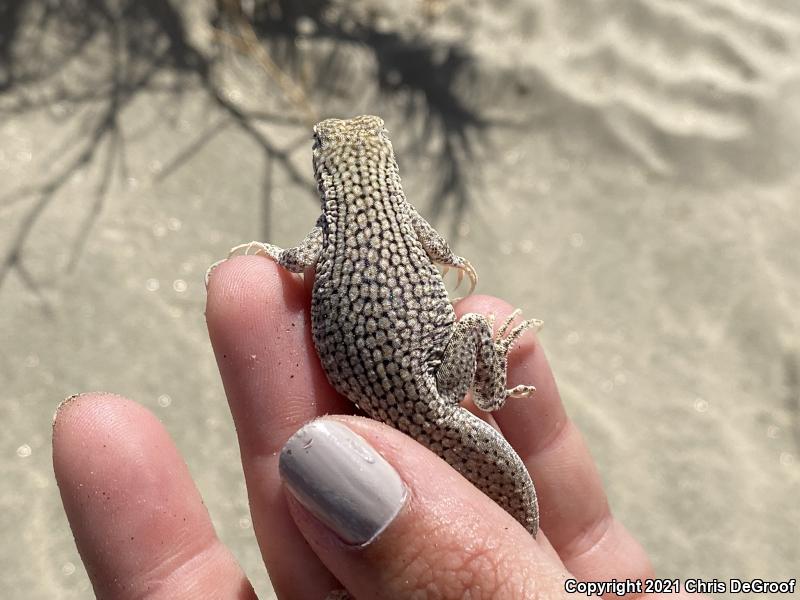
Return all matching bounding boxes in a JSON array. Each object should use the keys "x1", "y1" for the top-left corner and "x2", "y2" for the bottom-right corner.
[
  {"x1": 219, "y1": 225, "x2": 324, "y2": 275},
  {"x1": 436, "y1": 311, "x2": 540, "y2": 413}
]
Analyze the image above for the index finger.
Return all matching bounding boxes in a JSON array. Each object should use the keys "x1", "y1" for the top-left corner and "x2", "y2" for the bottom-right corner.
[{"x1": 206, "y1": 256, "x2": 350, "y2": 598}]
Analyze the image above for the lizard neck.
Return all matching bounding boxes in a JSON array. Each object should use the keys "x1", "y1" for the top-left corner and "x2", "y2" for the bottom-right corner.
[{"x1": 314, "y1": 143, "x2": 405, "y2": 218}]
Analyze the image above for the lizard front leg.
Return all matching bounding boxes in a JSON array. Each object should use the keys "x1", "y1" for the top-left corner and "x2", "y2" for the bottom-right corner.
[
  {"x1": 436, "y1": 310, "x2": 541, "y2": 411},
  {"x1": 206, "y1": 224, "x2": 323, "y2": 286},
  {"x1": 229, "y1": 223, "x2": 323, "y2": 273},
  {"x1": 409, "y1": 207, "x2": 477, "y2": 295}
]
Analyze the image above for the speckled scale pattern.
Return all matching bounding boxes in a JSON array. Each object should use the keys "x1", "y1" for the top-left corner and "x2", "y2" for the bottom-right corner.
[{"x1": 231, "y1": 115, "x2": 539, "y2": 538}]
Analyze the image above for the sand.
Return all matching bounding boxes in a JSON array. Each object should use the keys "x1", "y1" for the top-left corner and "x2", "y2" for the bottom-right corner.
[{"x1": 1, "y1": 1, "x2": 798, "y2": 597}]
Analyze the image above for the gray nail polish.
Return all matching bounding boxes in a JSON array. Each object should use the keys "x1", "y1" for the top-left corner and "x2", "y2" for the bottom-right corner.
[{"x1": 279, "y1": 420, "x2": 408, "y2": 546}]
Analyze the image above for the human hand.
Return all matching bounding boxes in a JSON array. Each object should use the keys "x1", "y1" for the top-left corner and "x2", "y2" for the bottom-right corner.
[{"x1": 53, "y1": 256, "x2": 703, "y2": 598}]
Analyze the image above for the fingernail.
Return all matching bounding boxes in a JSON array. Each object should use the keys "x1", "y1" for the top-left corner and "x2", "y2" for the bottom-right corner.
[{"x1": 279, "y1": 419, "x2": 408, "y2": 546}]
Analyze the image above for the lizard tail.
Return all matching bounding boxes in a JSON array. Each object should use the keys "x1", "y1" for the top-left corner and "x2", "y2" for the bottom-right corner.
[{"x1": 431, "y1": 408, "x2": 540, "y2": 537}]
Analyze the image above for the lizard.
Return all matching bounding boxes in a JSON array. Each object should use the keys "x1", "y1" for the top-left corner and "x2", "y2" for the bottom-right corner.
[{"x1": 220, "y1": 115, "x2": 540, "y2": 538}]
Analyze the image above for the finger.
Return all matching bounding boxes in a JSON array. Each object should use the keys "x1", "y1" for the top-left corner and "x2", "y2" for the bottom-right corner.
[
  {"x1": 206, "y1": 256, "x2": 349, "y2": 598},
  {"x1": 455, "y1": 295, "x2": 654, "y2": 580},
  {"x1": 52, "y1": 393, "x2": 255, "y2": 600},
  {"x1": 279, "y1": 416, "x2": 570, "y2": 599}
]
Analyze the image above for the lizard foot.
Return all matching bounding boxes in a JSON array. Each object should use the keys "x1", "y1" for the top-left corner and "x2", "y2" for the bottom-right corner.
[
  {"x1": 468, "y1": 310, "x2": 543, "y2": 412},
  {"x1": 496, "y1": 314, "x2": 543, "y2": 352},
  {"x1": 496, "y1": 310, "x2": 541, "y2": 402},
  {"x1": 204, "y1": 241, "x2": 284, "y2": 289},
  {"x1": 442, "y1": 259, "x2": 478, "y2": 302},
  {"x1": 227, "y1": 241, "x2": 282, "y2": 259},
  {"x1": 506, "y1": 383, "x2": 537, "y2": 398},
  {"x1": 489, "y1": 309, "x2": 543, "y2": 346}
]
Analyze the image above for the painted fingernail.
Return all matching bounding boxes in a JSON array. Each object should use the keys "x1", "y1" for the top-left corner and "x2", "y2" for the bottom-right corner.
[{"x1": 279, "y1": 419, "x2": 408, "y2": 546}]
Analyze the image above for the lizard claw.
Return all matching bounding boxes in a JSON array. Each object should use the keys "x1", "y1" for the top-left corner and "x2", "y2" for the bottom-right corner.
[
  {"x1": 447, "y1": 260, "x2": 477, "y2": 296},
  {"x1": 462, "y1": 260, "x2": 478, "y2": 296},
  {"x1": 228, "y1": 241, "x2": 283, "y2": 262},
  {"x1": 495, "y1": 309, "x2": 522, "y2": 340},
  {"x1": 506, "y1": 384, "x2": 536, "y2": 398},
  {"x1": 228, "y1": 241, "x2": 263, "y2": 257},
  {"x1": 206, "y1": 241, "x2": 285, "y2": 288},
  {"x1": 204, "y1": 258, "x2": 227, "y2": 289},
  {"x1": 496, "y1": 315, "x2": 543, "y2": 351},
  {"x1": 439, "y1": 259, "x2": 478, "y2": 296}
]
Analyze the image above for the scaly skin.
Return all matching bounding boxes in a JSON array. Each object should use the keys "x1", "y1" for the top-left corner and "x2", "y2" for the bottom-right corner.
[{"x1": 226, "y1": 115, "x2": 540, "y2": 537}]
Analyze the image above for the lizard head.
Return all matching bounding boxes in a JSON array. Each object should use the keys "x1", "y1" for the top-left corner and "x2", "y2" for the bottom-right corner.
[
  {"x1": 313, "y1": 115, "x2": 386, "y2": 143},
  {"x1": 312, "y1": 115, "x2": 391, "y2": 168}
]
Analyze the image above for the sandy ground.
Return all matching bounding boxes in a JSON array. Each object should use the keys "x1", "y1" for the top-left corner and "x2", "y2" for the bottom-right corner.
[{"x1": 1, "y1": 1, "x2": 799, "y2": 598}]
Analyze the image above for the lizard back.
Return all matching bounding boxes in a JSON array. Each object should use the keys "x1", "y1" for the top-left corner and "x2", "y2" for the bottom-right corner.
[{"x1": 310, "y1": 116, "x2": 455, "y2": 417}]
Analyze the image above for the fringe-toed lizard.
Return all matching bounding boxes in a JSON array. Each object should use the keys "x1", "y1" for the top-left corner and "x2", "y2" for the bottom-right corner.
[{"x1": 222, "y1": 115, "x2": 540, "y2": 539}]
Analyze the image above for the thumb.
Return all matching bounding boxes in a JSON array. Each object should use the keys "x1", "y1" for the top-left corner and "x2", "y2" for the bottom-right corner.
[{"x1": 278, "y1": 416, "x2": 568, "y2": 599}]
